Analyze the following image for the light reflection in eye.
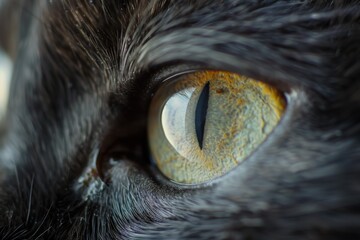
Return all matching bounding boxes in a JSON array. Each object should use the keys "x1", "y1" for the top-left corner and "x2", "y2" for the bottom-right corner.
[
  {"x1": 0, "y1": 50, "x2": 12, "y2": 120},
  {"x1": 161, "y1": 87, "x2": 196, "y2": 158}
]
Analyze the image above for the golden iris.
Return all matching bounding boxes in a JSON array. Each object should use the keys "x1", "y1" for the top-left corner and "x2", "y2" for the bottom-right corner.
[{"x1": 148, "y1": 71, "x2": 286, "y2": 184}]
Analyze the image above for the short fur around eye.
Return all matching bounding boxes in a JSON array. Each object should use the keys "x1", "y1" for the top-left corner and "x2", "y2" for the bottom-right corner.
[{"x1": 0, "y1": 0, "x2": 359, "y2": 239}]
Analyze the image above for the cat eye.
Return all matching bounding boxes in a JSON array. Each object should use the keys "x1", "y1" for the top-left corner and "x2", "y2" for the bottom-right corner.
[{"x1": 148, "y1": 71, "x2": 286, "y2": 184}]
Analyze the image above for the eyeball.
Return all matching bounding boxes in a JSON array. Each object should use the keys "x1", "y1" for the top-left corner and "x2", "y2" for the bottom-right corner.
[{"x1": 148, "y1": 71, "x2": 286, "y2": 184}]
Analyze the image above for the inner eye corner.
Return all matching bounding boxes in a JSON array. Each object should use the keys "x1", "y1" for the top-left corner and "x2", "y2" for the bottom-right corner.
[
  {"x1": 147, "y1": 70, "x2": 287, "y2": 185},
  {"x1": 95, "y1": 128, "x2": 151, "y2": 184}
]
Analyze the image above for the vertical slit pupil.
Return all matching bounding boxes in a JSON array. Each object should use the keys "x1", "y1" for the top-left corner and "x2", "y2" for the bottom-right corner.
[{"x1": 195, "y1": 82, "x2": 210, "y2": 149}]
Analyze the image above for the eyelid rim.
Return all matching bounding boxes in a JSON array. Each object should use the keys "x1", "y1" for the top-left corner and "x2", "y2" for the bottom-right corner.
[{"x1": 149, "y1": 64, "x2": 293, "y2": 101}]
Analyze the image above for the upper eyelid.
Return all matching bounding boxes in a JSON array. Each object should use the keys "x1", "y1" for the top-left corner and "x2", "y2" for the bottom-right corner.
[
  {"x1": 137, "y1": 25, "x2": 303, "y2": 92},
  {"x1": 147, "y1": 64, "x2": 292, "y2": 101}
]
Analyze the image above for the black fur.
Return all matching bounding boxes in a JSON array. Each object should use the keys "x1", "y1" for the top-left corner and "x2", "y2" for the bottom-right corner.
[{"x1": 0, "y1": 0, "x2": 359, "y2": 239}]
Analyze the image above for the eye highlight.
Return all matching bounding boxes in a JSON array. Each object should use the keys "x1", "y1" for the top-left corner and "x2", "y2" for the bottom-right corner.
[{"x1": 148, "y1": 71, "x2": 286, "y2": 184}]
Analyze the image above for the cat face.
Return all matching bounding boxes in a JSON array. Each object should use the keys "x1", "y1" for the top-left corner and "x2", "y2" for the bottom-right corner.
[{"x1": 0, "y1": 0, "x2": 359, "y2": 239}]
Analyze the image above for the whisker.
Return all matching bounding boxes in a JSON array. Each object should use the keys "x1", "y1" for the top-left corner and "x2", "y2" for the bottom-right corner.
[{"x1": 25, "y1": 175, "x2": 34, "y2": 225}]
